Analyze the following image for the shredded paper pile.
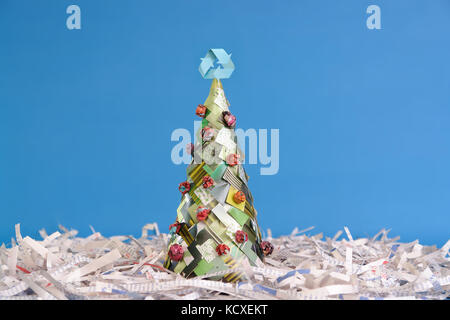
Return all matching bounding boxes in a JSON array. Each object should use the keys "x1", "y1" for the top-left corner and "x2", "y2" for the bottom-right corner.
[{"x1": 0, "y1": 223, "x2": 448, "y2": 300}]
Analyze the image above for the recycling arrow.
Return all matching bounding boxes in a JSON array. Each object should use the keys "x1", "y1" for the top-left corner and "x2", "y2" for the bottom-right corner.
[{"x1": 199, "y1": 48, "x2": 235, "y2": 79}]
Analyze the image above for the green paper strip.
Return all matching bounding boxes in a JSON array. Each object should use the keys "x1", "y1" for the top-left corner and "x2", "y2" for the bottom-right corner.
[
  {"x1": 210, "y1": 163, "x2": 227, "y2": 181},
  {"x1": 203, "y1": 164, "x2": 214, "y2": 176},
  {"x1": 193, "y1": 259, "x2": 214, "y2": 276},
  {"x1": 228, "y1": 207, "x2": 249, "y2": 227}
]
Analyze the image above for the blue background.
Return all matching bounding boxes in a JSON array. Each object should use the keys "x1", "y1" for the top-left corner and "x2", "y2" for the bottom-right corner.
[{"x1": 1, "y1": 0, "x2": 449, "y2": 246}]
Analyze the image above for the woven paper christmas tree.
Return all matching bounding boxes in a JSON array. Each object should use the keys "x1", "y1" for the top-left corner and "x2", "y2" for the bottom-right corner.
[{"x1": 164, "y1": 49, "x2": 273, "y2": 282}]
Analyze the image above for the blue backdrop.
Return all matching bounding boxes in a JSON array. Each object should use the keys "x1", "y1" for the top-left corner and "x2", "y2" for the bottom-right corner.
[{"x1": 1, "y1": 0, "x2": 449, "y2": 246}]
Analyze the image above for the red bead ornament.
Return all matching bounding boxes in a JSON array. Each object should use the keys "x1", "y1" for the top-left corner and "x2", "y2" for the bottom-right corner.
[
  {"x1": 235, "y1": 230, "x2": 248, "y2": 243},
  {"x1": 168, "y1": 244, "x2": 184, "y2": 261},
  {"x1": 226, "y1": 153, "x2": 239, "y2": 166},
  {"x1": 178, "y1": 181, "x2": 191, "y2": 195},
  {"x1": 196, "y1": 104, "x2": 207, "y2": 118},
  {"x1": 201, "y1": 126, "x2": 214, "y2": 142},
  {"x1": 222, "y1": 111, "x2": 236, "y2": 128},
  {"x1": 196, "y1": 206, "x2": 211, "y2": 221},
  {"x1": 260, "y1": 241, "x2": 274, "y2": 256},
  {"x1": 169, "y1": 221, "x2": 182, "y2": 234},
  {"x1": 216, "y1": 243, "x2": 230, "y2": 256},
  {"x1": 233, "y1": 191, "x2": 246, "y2": 204},
  {"x1": 202, "y1": 175, "x2": 214, "y2": 189}
]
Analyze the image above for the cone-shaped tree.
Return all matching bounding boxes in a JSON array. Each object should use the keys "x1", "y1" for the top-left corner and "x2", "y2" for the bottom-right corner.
[{"x1": 164, "y1": 78, "x2": 272, "y2": 282}]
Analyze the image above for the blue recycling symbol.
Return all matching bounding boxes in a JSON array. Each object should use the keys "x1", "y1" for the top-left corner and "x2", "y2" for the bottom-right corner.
[{"x1": 199, "y1": 48, "x2": 235, "y2": 79}]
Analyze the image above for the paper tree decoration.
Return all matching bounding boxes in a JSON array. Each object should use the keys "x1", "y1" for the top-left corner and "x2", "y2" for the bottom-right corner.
[{"x1": 164, "y1": 49, "x2": 273, "y2": 282}]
